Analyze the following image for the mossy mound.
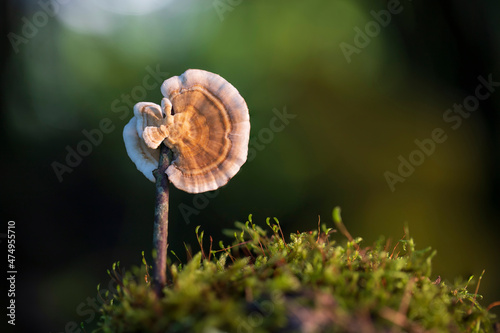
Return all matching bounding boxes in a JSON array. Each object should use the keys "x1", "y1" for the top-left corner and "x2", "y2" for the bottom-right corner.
[{"x1": 94, "y1": 209, "x2": 498, "y2": 332}]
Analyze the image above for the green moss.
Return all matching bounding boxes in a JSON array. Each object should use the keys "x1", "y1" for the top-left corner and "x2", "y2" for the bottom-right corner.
[{"x1": 94, "y1": 209, "x2": 498, "y2": 332}]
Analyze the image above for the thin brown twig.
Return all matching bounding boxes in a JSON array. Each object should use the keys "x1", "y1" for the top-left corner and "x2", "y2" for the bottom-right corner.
[
  {"x1": 152, "y1": 144, "x2": 170, "y2": 297},
  {"x1": 473, "y1": 269, "x2": 485, "y2": 303},
  {"x1": 208, "y1": 236, "x2": 214, "y2": 262},
  {"x1": 487, "y1": 301, "x2": 500, "y2": 311},
  {"x1": 184, "y1": 243, "x2": 193, "y2": 261},
  {"x1": 317, "y1": 215, "x2": 321, "y2": 243},
  {"x1": 390, "y1": 230, "x2": 406, "y2": 260},
  {"x1": 196, "y1": 228, "x2": 207, "y2": 259},
  {"x1": 333, "y1": 207, "x2": 359, "y2": 251}
]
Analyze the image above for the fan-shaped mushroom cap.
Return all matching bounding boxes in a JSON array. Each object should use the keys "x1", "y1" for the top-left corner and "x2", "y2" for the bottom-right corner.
[
  {"x1": 160, "y1": 69, "x2": 250, "y2": 193},
  {"x1": 134, "y1": 101, "x2": 172, "y2": 150},
  {"x1": 123, "y1": 116, "x2": 160, "y2": 182},
  {"x1": 123, "y1": 69, "x2": 250, "y2": 194}
]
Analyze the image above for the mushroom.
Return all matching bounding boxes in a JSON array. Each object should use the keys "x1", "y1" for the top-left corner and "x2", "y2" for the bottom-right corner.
[
  {"x1": 122, "y1": 69, "x2": 250, "y2": 295},
  {"x1": 123, "y1": 69, "x2": 250, "y2": 194},
  {"x1": 123, "y1": 103, "x2": 162, "y2": 182}
]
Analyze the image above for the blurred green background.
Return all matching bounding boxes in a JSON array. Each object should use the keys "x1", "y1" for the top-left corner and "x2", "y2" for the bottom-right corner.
[{"x1": 2, "y1": 0, "x2": 500, "y2": 331}]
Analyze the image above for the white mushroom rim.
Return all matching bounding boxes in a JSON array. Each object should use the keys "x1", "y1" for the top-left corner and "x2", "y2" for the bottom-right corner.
[{"x1": 123, "y1": 69, "x2": 251, "y2": 194}]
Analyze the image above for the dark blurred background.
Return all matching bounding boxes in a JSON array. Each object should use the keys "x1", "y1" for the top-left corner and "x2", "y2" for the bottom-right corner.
[{"x1": 2, "y1": 0, "x2": 500, "y2": 331}]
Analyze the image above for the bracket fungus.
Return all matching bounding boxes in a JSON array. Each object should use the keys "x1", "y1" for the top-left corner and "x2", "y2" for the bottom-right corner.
[
  {"x1": 122, "y1": 69, "x2": 250, "y2": 294},
  {"x1": 123, "y1": 69, "x2": 250, "y2": 193}
]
